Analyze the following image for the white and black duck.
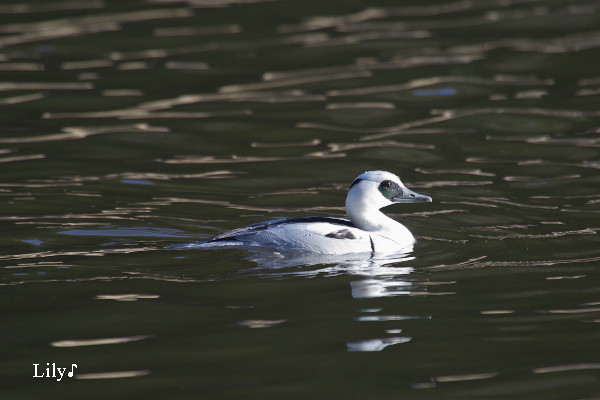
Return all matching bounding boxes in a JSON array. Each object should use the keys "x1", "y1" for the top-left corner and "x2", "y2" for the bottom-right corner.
[{"x1": 177, "y1": 170, "x2": 431, "y2": 255}]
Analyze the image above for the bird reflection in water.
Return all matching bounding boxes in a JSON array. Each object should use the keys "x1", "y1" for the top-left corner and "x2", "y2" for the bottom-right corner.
[
  {"x1": 233, "y1": 249, "x2": 424, "y2": 352},
  {"x1": 238, "y1": 248, "x2": 415, "y2": 297}
]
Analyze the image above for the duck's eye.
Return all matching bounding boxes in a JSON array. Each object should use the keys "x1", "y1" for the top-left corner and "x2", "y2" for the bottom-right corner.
[{"x1": 378, "y1": 180, "x2": 401, "y2": 200}]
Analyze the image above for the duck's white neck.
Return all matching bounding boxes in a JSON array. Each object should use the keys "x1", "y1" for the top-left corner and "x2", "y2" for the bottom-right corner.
[
  {"x1": 350, "y1": 204, "x2": 409, "y2": 234},
  {"x1": 345, "y1": 188, "x2": 411, "y2": 238}
]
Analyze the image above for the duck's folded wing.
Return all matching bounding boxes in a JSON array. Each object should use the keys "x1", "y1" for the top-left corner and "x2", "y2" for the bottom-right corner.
[{"x1": 209, "y1": 216, "x2": 354, "y2": 242}]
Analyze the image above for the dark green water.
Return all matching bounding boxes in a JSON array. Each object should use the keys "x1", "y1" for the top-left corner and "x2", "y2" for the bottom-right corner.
[{"x1": 2, "y1": 0, "x2": 600, "y2": 399}]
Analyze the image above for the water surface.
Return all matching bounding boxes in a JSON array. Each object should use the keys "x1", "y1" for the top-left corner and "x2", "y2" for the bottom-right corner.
[{"x1": 2, "y1": 0, "x2": 600, "y2": 399}]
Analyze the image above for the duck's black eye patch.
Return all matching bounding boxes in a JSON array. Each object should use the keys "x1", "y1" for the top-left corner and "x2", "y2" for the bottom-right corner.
[{"x1": 378, "y1": 180, "x2": 402, "y2": 200}]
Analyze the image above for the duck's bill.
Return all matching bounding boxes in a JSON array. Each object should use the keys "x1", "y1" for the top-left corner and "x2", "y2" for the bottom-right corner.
[{"x1": 392, "y1": 188, "x2": 432, "y2": 203}]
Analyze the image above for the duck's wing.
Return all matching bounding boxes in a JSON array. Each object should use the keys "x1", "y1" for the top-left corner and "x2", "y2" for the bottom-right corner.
[{"x1": 209, "y1": 216, "x2": 355, "y2": 242}]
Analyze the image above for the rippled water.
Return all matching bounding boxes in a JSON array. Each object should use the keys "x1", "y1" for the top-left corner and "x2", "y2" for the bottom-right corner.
[{"x1": 2, "y1": 0, "x2": 600, "y2": 399}]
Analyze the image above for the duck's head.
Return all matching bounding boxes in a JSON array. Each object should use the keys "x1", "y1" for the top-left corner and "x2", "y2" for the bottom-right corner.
[{"x1": 347, "y1": 170, "x2": 432, "y2": 211}]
